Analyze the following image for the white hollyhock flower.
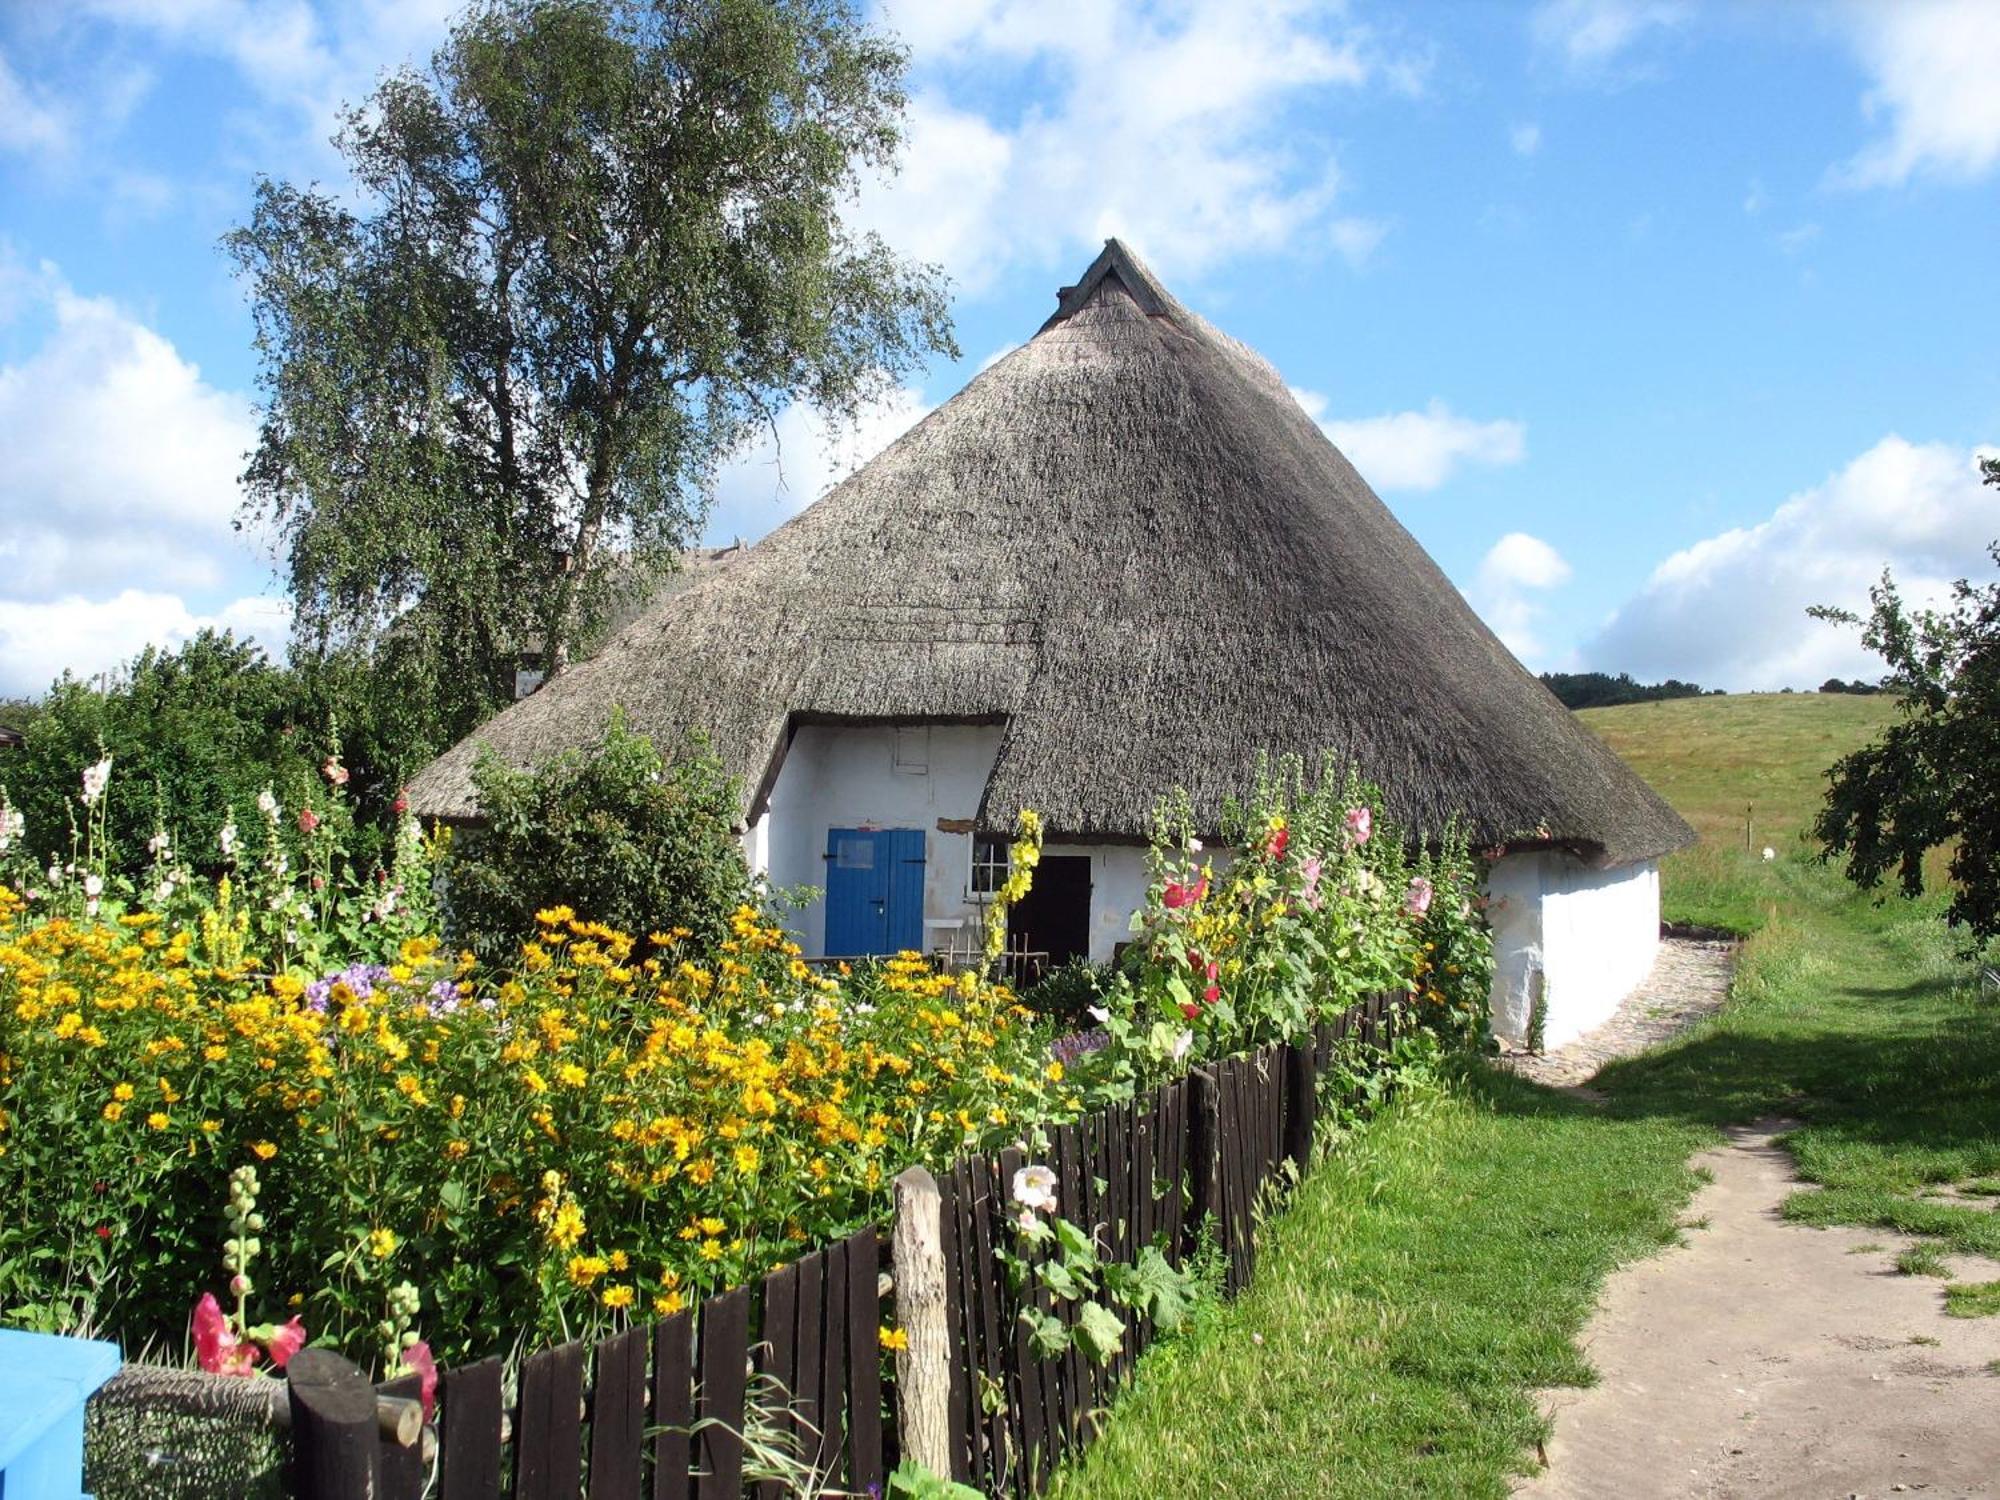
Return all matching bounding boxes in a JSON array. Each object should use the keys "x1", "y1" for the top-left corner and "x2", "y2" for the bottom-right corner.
[
  {"x1": 80, "y1": 756, "x2": 113, "y2": 806},
  {"x1": 256, "y1": 788, "x2": 279, "y2": 819},
  {"x1": 147, "y1": 830, "x2": 171, "y2": 856},
  {"x1": 1171, "y1": 1029, "x2": 1193, "y2": 1064},
  {"x1": 219, "y1": 821, "x2": 238, "y2": 858},
  {"x1": 1011, "y1": 1164, "x2": 1059, "y2": 1213},
  {"x1": 1086, "y1": 1005, "x2": 1110, "y2": 1024},
  {"x1": 83, "y1": 873, "x2": 104, "y2": 898}
]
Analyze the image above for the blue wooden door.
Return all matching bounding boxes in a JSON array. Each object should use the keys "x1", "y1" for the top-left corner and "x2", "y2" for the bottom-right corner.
[{"x1": 825, "y1": 829, "x2": 925, "y2": 956}]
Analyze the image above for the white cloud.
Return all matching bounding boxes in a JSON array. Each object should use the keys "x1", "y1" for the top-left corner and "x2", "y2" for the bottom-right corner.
[
  {"x1": 1330, "y1": 216, "x2": 1390, "y2": 268},
  {"x1": 0, "y1": 51, "x2": 73, "y2": 159},
  {"x1": 1775, "y1": 222, "x2": 1822, "y2": 255},
  {"x1": 1510, "y1": 121, "x2": 1543, "y2": 156},
  {"x1": 0, "y1": 591, "x2": 290, "y2": 698},
  {"x1": 703, "y1": 386, "x2": 932, "y2": 546},
  {"x1": 0, "y1": 260, "x2": 258, "y2": 603},
  {"x1": 1588, "y1": 436, "x2": 2000, "y2": 690},
  {"x1": 73, "y1": 0, "x2": 457, "y2": 171},
  {"x1": 863, "y1": 0, "x2": 1411, "y2": 288},
  {"x1": 1831, "y1": 0, "x2": 2000, "y2": 188},
  {"x1": 1293, "y1": 392, "x2": 1528, "y2": 492},
  {"x1": 1530, "y1": 0, "x2": 1688, "y2": 77},
  {"x1": 1476, "y1": 532, "x2": 1572, "y2": 662}
]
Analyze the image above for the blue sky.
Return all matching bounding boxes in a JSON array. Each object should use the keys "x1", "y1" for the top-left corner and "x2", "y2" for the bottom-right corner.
[{"x1": 3, "y1": 0, "x2": 1997, "y2": 699}]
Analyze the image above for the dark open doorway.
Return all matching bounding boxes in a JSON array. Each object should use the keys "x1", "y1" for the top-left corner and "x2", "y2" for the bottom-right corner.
[{"x1": 1010, "y1": 854, "x2": 1093, "y2": 970}]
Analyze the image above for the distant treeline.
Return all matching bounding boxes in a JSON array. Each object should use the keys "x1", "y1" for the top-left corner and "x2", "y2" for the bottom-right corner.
[
  {"x1": 1539, "y1": 672, "x2": 1717, "y2": 710},
  {"x1": 1817, "y1": 678, "x2": 1884, "y2": 695}
]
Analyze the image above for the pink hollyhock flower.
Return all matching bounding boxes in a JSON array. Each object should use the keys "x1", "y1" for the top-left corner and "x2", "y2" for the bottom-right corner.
[
  {"x1": 1300, "y1": 856, "x2": 1324, "y2": 910},
  {"x1": 1404, "y1": 876, "x2": 1434, "y2": 919},
  {"x1": 1344, "y1": 806, "x2": 1372, "y2": 845},
  {"x1": 1266, "y1": 825, "x2": 1289, "y2": 860},
  {"x1": 192, "y1": 1292, "x2": 259, "y2": 1376},
  {"x1": 321, "y1": 758, "x2": 349, "y2": 787},
  {"x1": 400, "y1": 1341, "x2": 438, "y2": 1420},
  {"x1": 265, "y1": 1317, "x2": 308, "y2": 1370},
  {"x1": 297, "y1": 807, "x2": 321, "y2": 834},
  {"x1": 392, "y1": 789, "x2": 410, "y2": 815},
  {"x1": 1162, "y1": 873, "x2": 1208, "y2": 910}
]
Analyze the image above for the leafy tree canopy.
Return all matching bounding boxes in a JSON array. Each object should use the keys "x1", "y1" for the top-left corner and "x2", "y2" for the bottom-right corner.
[
  {"x1": 1539, "y1": 671, "x2": 1714, "y2": 711},
  {"x1": 227, "y1": 0, "x2": 955, "y2": 742},
  {"x1": 1813, "y1": 458, "x2": 2000, "y2": 943}
]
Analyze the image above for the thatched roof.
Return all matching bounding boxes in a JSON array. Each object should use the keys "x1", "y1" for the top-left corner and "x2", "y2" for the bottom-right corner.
[{"x1": 410, "y1": 241, "x2": 1693, "y2": 869}]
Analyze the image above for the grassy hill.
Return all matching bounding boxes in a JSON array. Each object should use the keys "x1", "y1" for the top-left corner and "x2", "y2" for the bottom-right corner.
[{"x1": 1578, "y1": 691, "x2": 1906, "y2": 932}]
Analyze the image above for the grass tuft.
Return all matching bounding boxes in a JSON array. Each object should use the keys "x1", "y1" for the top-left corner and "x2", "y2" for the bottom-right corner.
[{"x1": 1944, "y1": 1281, "x2": 2000, "y2": 1318}]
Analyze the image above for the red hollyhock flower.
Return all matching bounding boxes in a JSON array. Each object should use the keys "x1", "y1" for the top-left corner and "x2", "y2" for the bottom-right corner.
[
  {"x1": 297, "y1": 807, "x2": 321, "y2": 834},
  {"x1": 400, "y1": 1341, "x2": 439, "y2": 1420},
  {"x1": 1267, "y1": 826, "x2": 1289, "y2": 860},
  {"x1": 1204, "y1": 984, "x2": 1222, "y2": 1004},
  {"x1": 392, "y1": 788, "x2": 410, "y2": 815},
  {"x1": 192, "y1": 1293, "x2": 259, "y2": 1376},
  {"x1": 265, "y1": 1317, "x2": 308, "y2": 1369},
  {"x1": 1163, "y1": 874, "x2": 1208, "y2": 910}
]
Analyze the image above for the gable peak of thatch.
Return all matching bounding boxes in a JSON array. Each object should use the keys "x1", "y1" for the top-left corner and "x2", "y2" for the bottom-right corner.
[{"x1": 1040, "y1": 238, "x2": 1176, "y2": 332}]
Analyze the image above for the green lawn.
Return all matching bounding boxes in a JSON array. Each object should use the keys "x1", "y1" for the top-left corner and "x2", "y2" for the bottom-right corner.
[{"x1": 1053, "y1": 693, "x2": 2000, "y2": 1498}]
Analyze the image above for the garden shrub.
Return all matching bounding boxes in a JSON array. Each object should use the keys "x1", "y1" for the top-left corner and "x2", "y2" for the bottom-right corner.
[
  {"x1": 1021, "y1": 956, "x2": 1115, "y2": 1031},
  {"x1": 446, "y1": 714, "x2": 753, "y2": 961}
]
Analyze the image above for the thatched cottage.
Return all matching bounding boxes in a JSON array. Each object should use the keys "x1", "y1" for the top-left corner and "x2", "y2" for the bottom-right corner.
[{"x1": 408, "y1": 240, "x2": 1693, "y2": 1049}]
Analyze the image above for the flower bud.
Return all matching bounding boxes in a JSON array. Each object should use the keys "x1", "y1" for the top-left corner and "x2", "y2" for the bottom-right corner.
[
  {"x1": 247, "y1": 1213, "x2": 265, "y2": 1231},
  {"x1": 230, "y1": 1274, "x2": 252, "y2": 1297}
]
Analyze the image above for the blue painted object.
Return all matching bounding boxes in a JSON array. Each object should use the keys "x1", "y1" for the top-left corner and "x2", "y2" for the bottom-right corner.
[
  {"x1": 0, "y1": 1328, "x2": 121, "y2": 1500},
  {"x1": 824, "y1": 828, "x2": 925, "y2": 956}
]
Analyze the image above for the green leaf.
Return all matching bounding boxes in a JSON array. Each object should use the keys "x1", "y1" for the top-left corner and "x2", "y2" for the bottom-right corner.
[
  {"x1": 1074, "y1": 1301, "x2": 1126, "y2": 1364},
  {"x1": 1021, "y1": 1307, "x2": 1070, "y2": 1360}
]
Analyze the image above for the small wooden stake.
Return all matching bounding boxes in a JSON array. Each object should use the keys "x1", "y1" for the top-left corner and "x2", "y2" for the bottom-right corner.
[{"x1": 892, "y1": 1165, "x2": 952, "y2": 1479}]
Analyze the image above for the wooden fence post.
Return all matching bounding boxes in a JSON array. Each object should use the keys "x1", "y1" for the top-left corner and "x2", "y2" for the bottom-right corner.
[
  {"x1": 287, "y1": 1347, "x2": 381, "y2": 1500},
  {"x1": 1282, "y1": 1042, "x2": 1315, "y2": 1176},
  {"x1": 892, "y1": 1165, "x2": 952, "y2": 1479},
  {"x1": 1185, "y1": 1067, "x2": 1220, "y2": 1261}
]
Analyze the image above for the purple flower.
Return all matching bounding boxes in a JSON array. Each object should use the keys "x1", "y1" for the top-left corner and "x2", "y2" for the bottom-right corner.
[{"x1": 1050, "y1": 1029, "x2": 1109, "y2": 1067}]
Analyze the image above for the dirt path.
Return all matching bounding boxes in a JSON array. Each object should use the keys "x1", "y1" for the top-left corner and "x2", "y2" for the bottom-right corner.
[{"x1": 1517, "y1": 1121, "x2": 2000, "y2": 1499}]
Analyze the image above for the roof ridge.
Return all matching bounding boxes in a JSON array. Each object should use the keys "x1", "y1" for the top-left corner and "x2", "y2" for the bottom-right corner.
[{"x1": 1039, "y1": 238, "x2": 1174, "y2": 332}]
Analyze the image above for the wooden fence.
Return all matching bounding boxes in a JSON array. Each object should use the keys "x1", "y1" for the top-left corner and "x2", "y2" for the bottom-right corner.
[
  {"x1": 149, "y1": 990, "x2": 1399, "y2": 1499},
  {"x1": 916, "y1": 989, "x2": 1398, "y2": 1496}
]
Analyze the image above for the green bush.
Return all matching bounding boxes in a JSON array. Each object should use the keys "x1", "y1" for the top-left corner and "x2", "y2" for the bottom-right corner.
[
  {"x1": 1021, "y1": 955, "x2": 1115, "y2": 1031},
  {"x1": 446, "y1": 714, "x2": 752, "y2": 960}
]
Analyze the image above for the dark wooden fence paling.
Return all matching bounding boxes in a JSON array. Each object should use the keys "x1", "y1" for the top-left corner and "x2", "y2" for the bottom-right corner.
[
  {"x1": 376, "y1": 1371, "x2": 426, "y2": 1500},
  {"x1": 650, "y1": 1312, "x2": 695, "y2": 1500},
  {"x1": 842, "y1": 1226, "x2": 887, "y2": 1494},
  {"x1": 695, "y1": 1286, "x2": 750, "y2": 1500},
  {"x1": 287, "y1": 1347, "x2": 381, "y2": 1499},
  {"x1": 589, "y1": 1324, "x2": 647, "y2": 1500},
  {"x1": 438, "y1": 1357, "x2": 504, "y2": 1500}
]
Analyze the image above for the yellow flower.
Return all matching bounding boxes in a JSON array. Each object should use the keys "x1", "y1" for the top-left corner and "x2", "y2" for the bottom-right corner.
[
  {"x1": 101, "y1": 1101, "x2": 124, "y2": 1122},
  {"x1": 251, "y1": 1140, "x2": 277, "y2": 1160},
  {"x1": 601, "y1": 1284, "x2": 635, "y2": 1309},
  {"x1": 698, "y1": 1217, "x2": 726, "y2": 1237},
  {"x1": 653, "y1": 1290, "x2": 686, "y2": 1316},
  {"x1": 146, "y1": 1111, "x2": 169, "y2": 1131},
  {"x1": 556, "y1": 1062, "x2": 587, "y2": 1089},
  {"x1": 368, "y1": 1227, "x2": 398, "y2": 1259},
  {"x1": 608, "y1": 1249, "x2": 630, "y2": 1272},
  {"x1": 732, "y1": 1145, "x2": 760, "y2": 1176},
  {"x1": 698, "y1": 1239, "x2": 723, "y2": 1262},
  {"x1": 112, "y1": 1082, "x2": 135, "y2": 1102},
  {"x1": 879, "y1": 1325, "x2": 909, "y2": 1352}
]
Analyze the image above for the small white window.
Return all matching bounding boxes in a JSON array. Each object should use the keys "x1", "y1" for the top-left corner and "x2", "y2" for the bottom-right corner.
[
  {"x1": 970, "y1": 832, "x2": 1009, "y2": 898},
  {"x1": 893, "y1": 725, "x2": 929, "y2": 774}
]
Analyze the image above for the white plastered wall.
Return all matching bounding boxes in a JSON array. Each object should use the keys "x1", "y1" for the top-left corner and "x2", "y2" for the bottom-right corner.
[
  {"x1": 739, "y1": 721, "x2": 1161, "y2": 962},
  {"x1": 1486, "y1": 852, "x2": 1661, "y2": 1049},
  {"x1": 745, "y1": 722, "x2": 1003, "y2": 957}
]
